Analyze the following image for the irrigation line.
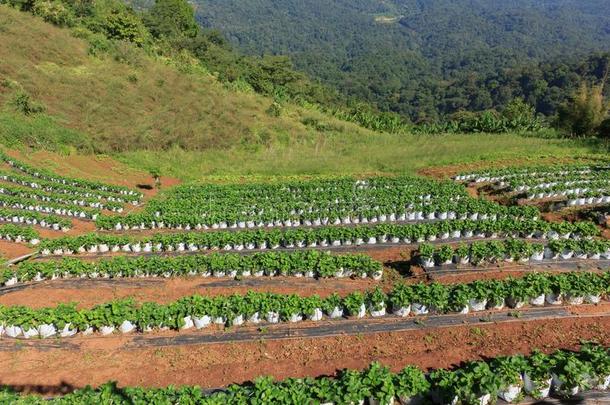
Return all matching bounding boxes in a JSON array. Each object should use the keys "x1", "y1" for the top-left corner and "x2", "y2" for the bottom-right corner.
[{"x1": 424, "y1": 258, "x2": 610, "y2": 278}]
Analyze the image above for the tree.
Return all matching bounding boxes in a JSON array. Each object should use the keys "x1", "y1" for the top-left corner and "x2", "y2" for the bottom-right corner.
[
  {"x1": 557, "y1": 84, "x2": 608, "y2": 137},
  {"x1": 502, "y1": 98, "x2": 535, "y2": 122},
  {"x1": 145, "y1": 0, "x2": 199, "y2": 40}
]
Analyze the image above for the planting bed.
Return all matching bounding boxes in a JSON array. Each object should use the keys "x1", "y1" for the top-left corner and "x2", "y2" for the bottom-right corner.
[
  {"x1": 0, "y1": 272, "x2": 606, "y2": 339},
  {"x1": 0, "y1": 276, "x2": 379, "y2": 308}
]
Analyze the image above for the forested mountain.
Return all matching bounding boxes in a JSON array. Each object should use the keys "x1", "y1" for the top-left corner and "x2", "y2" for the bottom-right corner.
[{"x1": 195, "y1": 0, "x2": 610, "y2": 121}]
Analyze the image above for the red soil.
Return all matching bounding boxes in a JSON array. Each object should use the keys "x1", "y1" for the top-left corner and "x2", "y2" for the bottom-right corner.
[
  {"x1": 0, "y1": 276, "x2": 379, "y2": 309},
  {"x1": 0, "y1": 314, "x2": 607, "y2": 393},
  {"x1": 0, "y1": 240, "x2": 34, "y2": 261},
  {"x1": 417, "y1": 157, "x2": 591, "y2": 180}
]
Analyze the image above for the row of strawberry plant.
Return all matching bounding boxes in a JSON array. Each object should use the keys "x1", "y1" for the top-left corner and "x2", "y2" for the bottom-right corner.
[
  {"x1": 523, "y1": 185, "x2": 610, "y2": 202},
  {"x1": 1, "y1": 344, "x2": 608, "y2": 404},
  {"x1": 0, "y1": 194, "x2": 99, "y2": 219},
  {"x1": 454, "y1": 164, "x2": 606, "y2": 183},
  {"x1": 417, "y1": 239, "x2": 610, "y2": 267},
  {"x1": 2, "y1": 251, "x2": 383, "y2": 286},
  {"x1": 0, "y1": 208, "x2": 71, "y2": 230},
  {"x1": 107, "y1": 176, "x2": 472, "y2": 230},
  {"x1": 1, "y1": 272, "x2": 607, "y2": 338},
  {"x1": 0, "y1": 169, "x2": 139, "y2": 204},
  {"x1": 97, "y1": 198, "x2": 540, "y2": 230},
  {"x1": 514, "y1": 175, "x2": 610, "y2": 194},
  {"x1": 38, "y1": 219, "x2": 600, "y2": 256},
  {"x1": 0, "y1": 224, "x2": 39, "y2": 244},
  {"x1": 0, "y1": 183, "x2": 124, "y2": 211},
  {"x1": 0, "y1": 150, "x2": 141, "y2": 198}
]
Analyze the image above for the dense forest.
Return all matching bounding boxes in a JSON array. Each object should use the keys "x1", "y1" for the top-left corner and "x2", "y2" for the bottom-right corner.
[{"x1": 196, "y1": 0, "x2": 610, "y2": 122}]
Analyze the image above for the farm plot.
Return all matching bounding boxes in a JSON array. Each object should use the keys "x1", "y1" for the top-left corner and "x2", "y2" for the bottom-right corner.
[
  {"x1": 94, "y1": 176, "x2": 539, "y2": 231},
  {"x1": 1, "y1": 157, "x2": 609, "y2": 404},
  {"x1": 455, "y1": 163, "x2": 610, "y2": 210},
  {"x1": 0, "y1": 151, "x2": 142, "y2": 226}
]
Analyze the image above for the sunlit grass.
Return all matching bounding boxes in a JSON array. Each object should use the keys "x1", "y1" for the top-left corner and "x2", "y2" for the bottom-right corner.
[{"x1": 118, "y1": 131, "x2": 607, "y2": 182}]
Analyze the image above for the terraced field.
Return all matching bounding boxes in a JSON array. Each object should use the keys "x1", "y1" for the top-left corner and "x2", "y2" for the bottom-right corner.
[{"x1": 0, "y1": 153, "x2": 608, "y2": 404}]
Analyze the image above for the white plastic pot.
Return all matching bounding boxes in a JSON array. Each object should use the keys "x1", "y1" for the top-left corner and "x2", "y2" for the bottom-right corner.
[
  {"x1": 369, "y1": 304, "x2": 386, "y2": 318},
  {"x1": 585, "y1": 294, "x2": 601, "y2": 304},
  {"x1": 99, "y1": 326, "x2": 115, "y2": 335},
  {"x1": 193, "y1": 315, "x2": 211, "y2": 329},
  {"x1": 506, "y1": 298, "x2": 525, "y2": 309},
  {"x1": 181, "y1": 316, "x2": 194, "y2": 330},
  {"x1": 530, "y1": 294, "x2": 545, "y2": 307},
  {"x1": 232, "y1": 315, "x2": 245, "y2": 326},
  {"x1": 489, "y1": 300, "x2": 505, "y2": 310},
  {"x1": 468, "y1": 299, "x2": 487, "y2": 312},
  {"x1": 5, "y1": 325, "x2": 22, "y2": 338},
  {"x1": 497, "y1": 383, "x2": 522, "y2": 403},
  {"x1": 595, "y1": 375, "x2": 610, "y2": 390},
  {"x1": 38, "y1": 324, "x2": 57, "y2": 338},
  {"x1": 329, "y1": 307, "x2": 344, "y2": 319},
  {"x1": 566, "y1": 295, "x2": 584, "y2": 305},
  {"x1": 551, "y1": 373, "x2": 580, "y2": 396},
  {"x1": 411, "y1": 303, "x2": 429, "y2": 315},
  {"x1": 289, "y1": 313, "x2": 303, "y2": 323},
  {"x1": 546, "y1": 293, "x2": 563, "y2": 305},
  {"x1": 308, "y1": 308, "x2": 323, "y2": 321},
  {"x1": 368, "y1": 397, "x2": 394, "y2": 405},
  {"x1": 22, "y1": 327, "x2": 39, "y2": 339},
  {"x1": 266, "y1": 311, "x2": 280, "y2": 324},
  {"x1": 393, "y1": 305, "x2": 411, "y2": 317},
  {"x1": 119, "y1": 320, "x2": 136, "y2": 334},
  {"x1": 421, "y1": 258, "x2": 435, "y2": 268}
]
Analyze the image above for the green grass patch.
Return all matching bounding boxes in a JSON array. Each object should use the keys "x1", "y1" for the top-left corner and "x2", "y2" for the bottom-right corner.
[
  {"x1": 118, "y1": 131, "x2": 607, "y2": 181},
  {"x1": 0, "y1": 111, "x2": 92, "y2": 153}
]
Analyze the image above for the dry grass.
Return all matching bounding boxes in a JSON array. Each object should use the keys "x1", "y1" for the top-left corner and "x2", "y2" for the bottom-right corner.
[{"x1": 0, "y1": 5, "x2": 324, "y2": 152}]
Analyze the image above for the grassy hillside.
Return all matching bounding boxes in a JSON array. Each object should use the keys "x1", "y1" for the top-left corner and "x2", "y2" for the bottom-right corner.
[
  {"x1": 0, "y1": 5, "x2": 345, "y2": 152},
  {"x1": 0, "y1": 5, "x2": 607, "y2": 181}
]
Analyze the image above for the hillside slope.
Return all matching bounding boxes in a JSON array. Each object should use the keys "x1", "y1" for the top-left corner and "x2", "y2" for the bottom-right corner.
[
  {"x1": 0, "y1": 5, "x2": 344, "y2": 153},
  {"x1": 0, "y1": 5, "x2": 604, "y2": 181}
]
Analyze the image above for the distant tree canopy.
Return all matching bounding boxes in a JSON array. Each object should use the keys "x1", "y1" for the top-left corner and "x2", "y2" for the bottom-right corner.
[{"x1": 195, "y1": 0, "x2": 610, "y2": 122}]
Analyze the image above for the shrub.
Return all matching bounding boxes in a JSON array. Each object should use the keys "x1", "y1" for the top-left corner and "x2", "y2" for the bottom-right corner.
[
  {"x1": 8, "y1": 91, "x2": 45, "y2": 115},
  {"x1": 32, "y1": 0, "x2": 75, "y2": 27}
]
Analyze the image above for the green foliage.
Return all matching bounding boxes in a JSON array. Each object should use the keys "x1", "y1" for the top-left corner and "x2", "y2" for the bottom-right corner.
[
  {"x1": 98, "y1": 7, "x2": 147, "y2": 45},
  {"x1": 144, "y1": 0, "x2": 198, "y2": 39},
  {"x1": 557, "y1": 84, "x2": 609, "y2": 137},
  {"x1": 0, "y1": 112, "x2": 90, "y2": 151},
  {"x1": 32, "y1": 0, "x2": 74, "y2": 26},
  {"x1": 598, "y1": 117, "x2": 610, "y2": 139}
]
